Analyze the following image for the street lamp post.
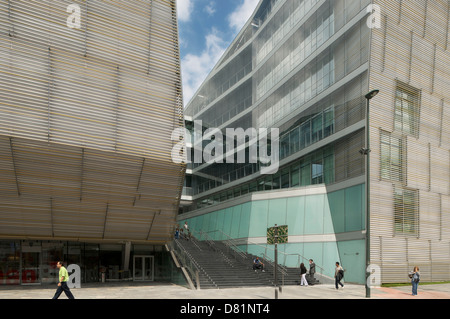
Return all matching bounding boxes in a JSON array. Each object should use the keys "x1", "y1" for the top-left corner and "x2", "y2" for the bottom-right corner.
[{"x1": 362, "y1": 89, "x2": 379, "y2": 298}]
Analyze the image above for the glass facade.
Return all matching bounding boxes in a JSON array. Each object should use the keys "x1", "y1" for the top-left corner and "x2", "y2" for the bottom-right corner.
[
  {"x1": 182, "y1": 0, "x2": 371, "y2": 209},
  {"x1": 0, "y1": 240, "x2": 185, "y2": 286},
  {"x1": 179, "y1": 0, "x2": 372, "y2": 284},
  {"x1": 178, "y1": 184, "x2": 366, "y2": 283},
  {"x1": 176, "y1": 0, "x2": 450, "y2": 287}
]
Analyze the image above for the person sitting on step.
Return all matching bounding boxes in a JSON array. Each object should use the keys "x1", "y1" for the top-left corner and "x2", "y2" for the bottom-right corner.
[{"x1": 253, "y1": 257, "x2": 265, "y2": 272}]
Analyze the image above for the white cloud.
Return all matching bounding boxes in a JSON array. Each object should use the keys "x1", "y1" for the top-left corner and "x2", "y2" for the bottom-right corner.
[
  {"x1": 204, "y1": 1, "x2": 216, "y2": 16},
  {"x1": 228, "y1": 0, "x2": 259, "y2": 33},
  {"x1": 180, "y1": 0, "x2": 260, "y2": 106},
  {"x1": 181, "y1": 29, "x2": 227, "y2": 106},
  {"x1": 177, "y1": 0, "x2": 194, "y2": 22}
]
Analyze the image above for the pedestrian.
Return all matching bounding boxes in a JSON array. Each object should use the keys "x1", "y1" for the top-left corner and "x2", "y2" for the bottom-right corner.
[
  {"x1": 183, "y1": 221, "x2": 189, "y2": 241},
  {"x1": 309, "y1": 259, "x2": 316, "y2": 284},
  {"x1": 410, "y1": 266, "x2": 420, "y2": 296},
  {"x1": 334, "y1": 262, "x2": 344, "y2": 290},
  {"x1": 253, "y1": 257, "x2": 265, "y2": 272},
  {"x1": 175, "y1": 225, "x2": 180, "y2": 239},
  {"x1": 300, "y1": 263, "x2": 308, "y2": 286},
  {"x1": 52, "y1": 261, "x2": 75, "y2": 299}
]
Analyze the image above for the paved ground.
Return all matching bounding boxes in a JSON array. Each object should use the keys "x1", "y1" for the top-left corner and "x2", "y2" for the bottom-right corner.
[{"x1": 1, "y1": 281, "x2": 449, "y2": 299}]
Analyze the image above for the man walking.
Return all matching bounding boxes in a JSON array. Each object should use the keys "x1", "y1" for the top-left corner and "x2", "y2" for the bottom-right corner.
[
  {"x1": 52, "y1": 261, "x2": 75, "y2": 299},
  {"x1": 309, "y1": 259, "x2": 316, "y2": 284},
  {"x1": 334, "y1": 262, "x2": 344, "y2": 290}
]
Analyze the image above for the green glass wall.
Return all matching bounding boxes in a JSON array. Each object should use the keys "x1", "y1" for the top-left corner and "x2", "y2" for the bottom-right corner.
[{"x1": 180, "y1": 184, "x2": 366, "y2": 283}]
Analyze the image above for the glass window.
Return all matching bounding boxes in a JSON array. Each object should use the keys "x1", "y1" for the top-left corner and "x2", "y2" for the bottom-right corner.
[
  {"x1": 323, "y1": 151, "x2": 334, "y2": 184},
  {"x1": 280, "y1": 134, "x2": 290, "y2": 159},
  {"x1": 300, "y1": 121, "x2": 311, "y2": 149},
  {"x1": 290, "y1": 164, "x2": 300, "y2": 187},
  {"x1": 83, "y1": 244, "x2": 99, "y2": 283},
  {"x1": 323, "y1": 107, "x2": 334, "y2": 137},
  {"x1": 300, "y1": 157, "x2": 311, "y2": 186},
  {"x1": 257, "y1": 178, "x2": 265, "y2": 191},
  {"x1": 241, "y1": 184, "x2": 249, "y2": 195},
  {"x1": 323, "y1": 60, "x2": 330, "y2": 88},
  {"x1": 312, "y1": 160, "x2": 323, "y2": 184},
  {"x1": 380, "y1": 131, "x2": 403, "y2": 182},
  {"x1": 394, "y1": 188, "x2": 419, "y2": 235},
  {"x1": 0, "y1": 241, "x2": 20, "y2": 285},
  {"x1": 281, "y1": 168, "x2": 290, "y2": 188},
  {"x1": 311, "y1": 113, "x2": 323, "y2": 143},
  {"x1": 289, "y1": 127, "x2": 300, "y2": 154},
  {"x1": 67, "y1": 242, "x2": 81, "y2": 268},
  {"x1": 264, "y1": 175, "x2": 273, "y2": 190},
  {"x1": 272, "y1": 172, "x2": 281, "y2": 189},
  {"x1": 394, "y1": 84, "x2": 420, "y2": 137}
]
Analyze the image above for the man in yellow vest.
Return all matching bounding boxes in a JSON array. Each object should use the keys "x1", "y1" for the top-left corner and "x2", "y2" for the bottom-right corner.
[{"x1": 52, "y1": 261, "x2": 75, "y2": 299}]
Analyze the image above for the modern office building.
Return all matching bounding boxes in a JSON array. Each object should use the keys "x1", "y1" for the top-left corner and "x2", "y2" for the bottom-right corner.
[
  {"x1": 0, "y1": 0, "x2": 185, "y2": 285},
  {"x1": 179, "y1": 0, "x2": 450, "y2": 284}
]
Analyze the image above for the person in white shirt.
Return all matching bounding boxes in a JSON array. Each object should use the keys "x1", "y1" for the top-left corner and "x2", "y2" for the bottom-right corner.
[{"x1": 334, "y1": 262, "x2": 344, "y2": 290}]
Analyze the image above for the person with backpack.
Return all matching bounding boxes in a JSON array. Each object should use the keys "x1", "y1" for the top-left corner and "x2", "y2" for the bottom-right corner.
[
  {"x1": 334, "y1": 262, "x2": 344, "y2": 290},
  {"x1": 410, "y1": 266, "x2": 420, "y2": 296}
]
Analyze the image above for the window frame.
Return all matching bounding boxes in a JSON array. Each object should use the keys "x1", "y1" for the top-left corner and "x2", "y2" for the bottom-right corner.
[{"x1": 393, "y1": 187, "x2": 419, "y2": 237}]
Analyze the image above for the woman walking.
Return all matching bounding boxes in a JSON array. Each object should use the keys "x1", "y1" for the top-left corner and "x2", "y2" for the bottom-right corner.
[
  {"x1": 300, "y1": 263, "x2": 308, "y2": 286},
  {"x1": 410, "y1": 266, "x2": 420, "y2": 296}
]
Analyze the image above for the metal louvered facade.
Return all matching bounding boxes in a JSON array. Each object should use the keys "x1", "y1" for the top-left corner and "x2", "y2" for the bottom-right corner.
[
  {"x1": 0, "y1": 0, "x2": 185, "y2": 244},
  {"x1": 368, "y1": 0, "x2": 450, "y2": 283}
]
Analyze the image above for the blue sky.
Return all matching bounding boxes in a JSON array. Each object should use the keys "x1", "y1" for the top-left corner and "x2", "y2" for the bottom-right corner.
[{"x1": 177, "y1": 0, "x2": 259, "y2": 106}]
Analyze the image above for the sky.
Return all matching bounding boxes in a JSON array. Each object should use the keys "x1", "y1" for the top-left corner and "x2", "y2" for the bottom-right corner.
[{"x1": 177, "y1": 0, "x2": 260, "y2": 107}]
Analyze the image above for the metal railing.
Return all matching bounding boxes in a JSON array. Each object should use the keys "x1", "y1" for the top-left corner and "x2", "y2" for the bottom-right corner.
[
  {"x1": 194, "y1": 229, "x2": 249, "y2": 262},
  {"x1": 167, "y1": 239, "x2": 202, "y2": 290},
  {"x1": 189, "y1": 228, "x2": 331, "y2": 281}
]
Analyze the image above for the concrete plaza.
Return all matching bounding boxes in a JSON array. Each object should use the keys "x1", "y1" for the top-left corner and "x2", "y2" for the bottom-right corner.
[{"x1": 1, "y1": 282, "x2": 450, "y2": 299}]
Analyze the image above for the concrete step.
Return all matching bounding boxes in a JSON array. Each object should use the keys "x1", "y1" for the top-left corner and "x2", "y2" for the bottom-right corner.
[{"x1": 174, "y1": 238, "x2": 321, "y2": 289}]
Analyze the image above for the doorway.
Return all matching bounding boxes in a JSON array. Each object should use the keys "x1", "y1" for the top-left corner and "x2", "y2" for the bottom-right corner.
[{"x1": 133, "y1": 255, "x2": 154, "y2": 281}]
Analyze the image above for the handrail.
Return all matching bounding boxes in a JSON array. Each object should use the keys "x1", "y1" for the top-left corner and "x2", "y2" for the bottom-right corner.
[
  {"x1": 167, "y1": 239, "x2": 202, "y2": 289},
  {"x1": 261, "y1": 253, "x2": 288, "y2": 276},
  {"x1": 195, "y1": 230, "x2": 219, "y2": 253},
  {"x1": 279, "y1": 253, "x2": 327, "y2": 275},
  {"x1": 190, "y1": 228, "x2": 329, "y2": 277},
  {"x1": 199, "y1": 229, "x2": 249, "y2": 261}
]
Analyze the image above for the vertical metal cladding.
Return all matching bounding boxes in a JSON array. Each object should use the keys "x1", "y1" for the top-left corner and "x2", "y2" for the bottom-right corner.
[
  {"x1": 369, "y1": 0, "x2": 450, "y2": 282},
  {"x1": 0, "y1": 0, "x2": 185, "y2": 243}
]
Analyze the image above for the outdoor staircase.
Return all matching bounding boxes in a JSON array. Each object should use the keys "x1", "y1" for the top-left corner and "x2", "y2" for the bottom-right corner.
[{"x1": 173, "y1": 236, "x2": 323, "y2": 289}]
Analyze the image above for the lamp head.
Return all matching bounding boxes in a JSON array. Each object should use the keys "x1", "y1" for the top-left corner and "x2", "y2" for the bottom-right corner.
[{"x1": 365, "y1": 90, "x2": 379, "y2": 100}]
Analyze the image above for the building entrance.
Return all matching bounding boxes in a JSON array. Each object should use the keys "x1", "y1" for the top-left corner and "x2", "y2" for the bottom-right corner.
[{"x1": 133, "y1": 255, "x2": 154, "y2": 281}]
